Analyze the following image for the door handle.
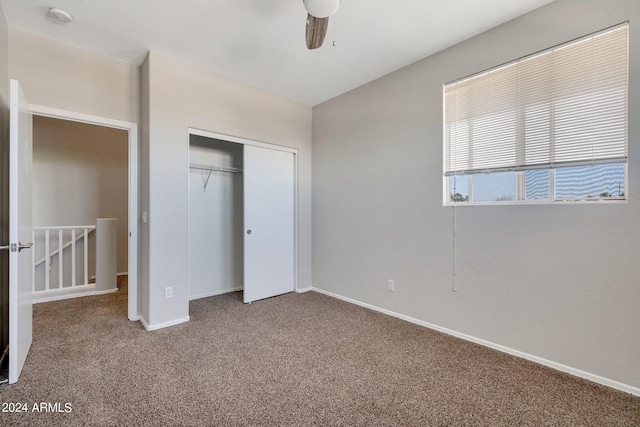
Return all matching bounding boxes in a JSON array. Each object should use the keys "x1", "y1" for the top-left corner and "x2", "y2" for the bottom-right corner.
[
  {"x1": 0, "y1": 242, "x2": 34, "y2": 252},
  {"x1": 17, "y1": 242, "x2": 33, "y2": 252}
]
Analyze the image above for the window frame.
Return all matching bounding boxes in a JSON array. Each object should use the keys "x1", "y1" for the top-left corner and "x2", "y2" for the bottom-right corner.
[
  {"x1": 442, "y1": 23, "x2": 629, "y2": 207},
  {"x1": 444, "y1": 165, "x2": 628, "y2": 206}
]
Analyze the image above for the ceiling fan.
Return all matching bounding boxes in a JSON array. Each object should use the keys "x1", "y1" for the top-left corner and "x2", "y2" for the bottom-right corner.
[{"x1": 303, "y1": 0, "x2": 340, "y2": 49}]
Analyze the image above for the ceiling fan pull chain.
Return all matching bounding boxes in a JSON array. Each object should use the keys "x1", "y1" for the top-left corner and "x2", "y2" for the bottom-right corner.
[{"x1": 333, "y1": 15, "x2": 337, "y2": 46}]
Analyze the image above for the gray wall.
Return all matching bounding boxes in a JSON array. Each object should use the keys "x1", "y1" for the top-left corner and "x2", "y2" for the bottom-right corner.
[
  {"x1": 0, "y1": 3, "x2": 9, "y2": 371},
  {"x1": 312, "y1": 0, "x2": 640, "y2": 391},
  {"x1": 141, "y1": 52, "x2": 312, "y2": 328}
]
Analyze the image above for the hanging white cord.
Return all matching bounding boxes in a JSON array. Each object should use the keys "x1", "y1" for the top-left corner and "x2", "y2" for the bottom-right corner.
[
  {"x1": 452, "y1": 204, "x2": 457, "y2": 292},
  {"x1": 332, "y1": 15, "x2": 337, "y2": 46}
]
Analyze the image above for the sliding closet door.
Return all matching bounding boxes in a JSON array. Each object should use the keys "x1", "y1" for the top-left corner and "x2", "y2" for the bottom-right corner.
[{"x1": 243, "y1": 145, "x2": 294, "y2": 303}]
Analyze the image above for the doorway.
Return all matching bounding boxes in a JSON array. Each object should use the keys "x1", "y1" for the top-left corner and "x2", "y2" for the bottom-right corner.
[
  {"x1": 32, "y1": 116, "x2": 128, "y2": 295},
  {"x1": 31, "y1": 106, "x2": 138, "y2": 321}
]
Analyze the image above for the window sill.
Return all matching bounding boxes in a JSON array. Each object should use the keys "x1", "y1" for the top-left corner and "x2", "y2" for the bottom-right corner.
[{"x1": 444, "y1": 198, "x2": 627, "y2": 207}]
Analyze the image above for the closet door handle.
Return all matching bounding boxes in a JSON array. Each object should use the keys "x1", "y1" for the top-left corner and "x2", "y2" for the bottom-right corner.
[{"x1": 246, "y1": 229, "x2": 252, "y2": 235}]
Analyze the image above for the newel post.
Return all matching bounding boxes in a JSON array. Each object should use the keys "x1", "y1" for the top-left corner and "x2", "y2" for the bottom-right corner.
[{"x1": 96, "y1": 218, "x2": 118, "y2": 292}]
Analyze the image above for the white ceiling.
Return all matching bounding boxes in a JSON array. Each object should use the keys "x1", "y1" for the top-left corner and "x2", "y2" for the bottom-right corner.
[{"x1": 0, "y1": 0, "x2": 554, "y2": 106}]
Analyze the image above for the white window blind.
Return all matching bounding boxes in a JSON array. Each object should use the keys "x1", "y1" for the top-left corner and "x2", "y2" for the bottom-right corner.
[{"x1": 444, "y1": 24, "x2": 628, "y2": 176}]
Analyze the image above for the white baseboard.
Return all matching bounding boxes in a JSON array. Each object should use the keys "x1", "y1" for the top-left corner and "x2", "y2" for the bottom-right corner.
[
  {"x1": 93, "y1": 288, "x2": 119, "y2": 296},
  {"x1": 311, "y1": 287, "x2": 640, "y2": 397},
  {"x1": 295, "y1": 286, "x2": 313, "y2": 293},
  {"x1": 141, "y1": 316, "x2": 190, "y2": 331},
  {"x1": 33, "y1": 285, "x2": 117, "y2": 304},
  {"x1": 138, "y1": 315, "x2": 150, "y2": 330},
  {"x1": 189, "y1": 287, "x2": 242, "y2": 301}
]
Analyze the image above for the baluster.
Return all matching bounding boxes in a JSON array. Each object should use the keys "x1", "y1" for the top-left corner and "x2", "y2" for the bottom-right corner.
[
  {"x1": 31, "y1": 229, "x2": 36, "y2": 293},
  {"x1": 71, "y1": 229, "x2": 76, "y2": 287},
  {"x1": 58, "y1": 228, "x2": 63, "y2": 289},
  {"x1": 45, "y1": 229, "x2": 50, "y2": 291},
  {"x1": 84, "y1": 228, "x2": 89, "y2": 285}
]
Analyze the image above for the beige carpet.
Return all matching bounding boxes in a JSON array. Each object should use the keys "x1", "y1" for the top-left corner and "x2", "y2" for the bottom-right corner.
[{"x1": 0, "y1": 287, "x2": 638, "y2": 426}]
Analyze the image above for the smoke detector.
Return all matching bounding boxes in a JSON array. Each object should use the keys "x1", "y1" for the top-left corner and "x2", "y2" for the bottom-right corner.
[{"x1": 48, "y1": 8, "x2": 73, "y2": 23}]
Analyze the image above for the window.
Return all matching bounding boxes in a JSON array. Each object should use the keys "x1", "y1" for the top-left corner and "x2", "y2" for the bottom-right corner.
[{"x1": 444, "y1": 24, "x2": 628, "y2": 204}]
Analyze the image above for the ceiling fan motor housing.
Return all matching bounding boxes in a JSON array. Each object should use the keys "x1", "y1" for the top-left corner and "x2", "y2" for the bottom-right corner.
[{"x1": 303, "y1": 0, "x2": 340, "y2": 18}]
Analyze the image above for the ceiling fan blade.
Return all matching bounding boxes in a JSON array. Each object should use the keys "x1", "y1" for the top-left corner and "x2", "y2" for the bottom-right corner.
[{"x1": 306, "y1": 14, "x2": 329, "y2": 49}]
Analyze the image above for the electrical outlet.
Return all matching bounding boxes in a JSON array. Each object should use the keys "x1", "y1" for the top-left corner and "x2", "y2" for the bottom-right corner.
[
  {"x1": 387, "y1": 279, "x2": 395, "y2": 292},
  {"x1": 164, "y1": 287, "x2": 173, "y2": 299}
]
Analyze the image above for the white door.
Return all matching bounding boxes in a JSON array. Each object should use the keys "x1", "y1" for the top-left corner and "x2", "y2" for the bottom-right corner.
[
  {"x1": 8, "y1": 80, "x2": 33, "y2": 384},
  {"x1": 243, "y1": 145, "x2": 294, "y2": 303}
]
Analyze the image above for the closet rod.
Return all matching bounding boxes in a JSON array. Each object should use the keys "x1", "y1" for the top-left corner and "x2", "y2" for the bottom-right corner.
[{"x1": 189, "y1": 163, "x2": 243, "y2": 173}]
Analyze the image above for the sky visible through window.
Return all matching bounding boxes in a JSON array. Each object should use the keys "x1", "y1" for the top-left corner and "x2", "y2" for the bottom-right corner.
[
  {"x1": 473, "y1": 172, "x2": 515, "y2": 201},
  {"x1": 556, "y1": 164, "x2": 625, "y2": 199},
  {"x1": 450, "y1": 163, "x2": 625, "y2": 202}
]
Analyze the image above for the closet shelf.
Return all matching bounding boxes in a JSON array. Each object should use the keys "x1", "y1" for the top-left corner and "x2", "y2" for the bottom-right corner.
[{"x1": 189, "y1": 163, "x2": 243, "y2": 174}]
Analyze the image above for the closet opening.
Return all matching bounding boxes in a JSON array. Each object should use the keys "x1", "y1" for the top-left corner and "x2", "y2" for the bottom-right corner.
[
  {"x1": 188, "y1": 135, "x2": 244, "y2": 300},
  {"x1": 187, "y1": 130, "x2": 298, "y2": 305}
]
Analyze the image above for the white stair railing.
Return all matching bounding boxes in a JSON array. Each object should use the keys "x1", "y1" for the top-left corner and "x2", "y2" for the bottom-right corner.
[{"x1": 32, "y1": 225, "x2": 96, "y2": 293}]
